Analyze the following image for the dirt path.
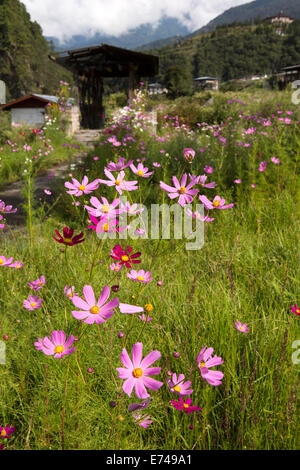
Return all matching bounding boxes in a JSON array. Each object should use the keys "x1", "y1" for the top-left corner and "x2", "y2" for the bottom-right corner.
[{"x1": 0, "y1": 152, "x2": 86, "y2": 229}]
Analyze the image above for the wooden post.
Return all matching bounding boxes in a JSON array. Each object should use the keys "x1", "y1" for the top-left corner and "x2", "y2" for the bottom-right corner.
[{"x1": 128, "y1": 64, "x2": 140, "y2": 102}]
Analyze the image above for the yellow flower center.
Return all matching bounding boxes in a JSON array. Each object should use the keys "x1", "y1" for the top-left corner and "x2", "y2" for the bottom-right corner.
[
  {"x1": 63, "y1": 237, "x2": 72, "y2": 244},
  {"x1": 240, "y1": 326, "x2": 244, "y2": 330},
  {"x1": 179, "y1": 187, "x2": 186, "y2": 194},
  {"x1": 103, "y1": 223, "x2": 109, "y2": 232},
  {"x1": 78, "y1": 185, "x2": 86, "y2": 191},
  {"x1": 173, "y1": 385, "x2": 181, "y2": 392},
  {"x1": 39, "y1": 281, "x2": 43, "y2": 285},
  {"x1": 121, "y1": 255, "x2": 129, "y2": 262},
  {"x1": 69, "y1": 292, "x2": 73, "y2": 297},
  {"x1": 296, "y1": 309, "x2": 300, "y2": 314},
  {"x1": 55, "y1": 345, "x2": 64, "y2": 354},
  {"x1": 90, "y1": 305, "x2": 100, "y2": 314},
  {"x1": 183, "y1": 403, "x2": 189, "y2": 409},
  {"x1": 115, "y1": 180, "x2": 121, "y2": 186},
  {"x1": 102, "y1": 204, "x2": 109, "y2": 213},
  {"x1": 137, "y1": 170, "x2": 144, "y2": 176},
  {"x1": 1, "y1": 430, "x2": 6, "y2": 437},
  {"x1": 30, "y1": 302, "x2": 36, "y2": 307},
  {"x1": 199, "y1": 361, "x2": 206, "y2": 368},
  {"x1": 137, "y1": 276, "x2": 144, "y2": 281},
  {"x1": 16, "y1": 265, "x2": 21, "y2": 269},
  {"x1": 144, "y1": 303, "x2": 154, "y2": 313},
  {"x1": 213, "y1": 200, "x2": 221, "y2": 207},
  {"x1": 114, "y1": 266, "x2": 119, "y2": 271},
  {"x1": 133, "y1": 368, "x2": 143, "y2": 378},
  {"x1": 0, "y1": 259, "x2": 4, "y2": 265}
]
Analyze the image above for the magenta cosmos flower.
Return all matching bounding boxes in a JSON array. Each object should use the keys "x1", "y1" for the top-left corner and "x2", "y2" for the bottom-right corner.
[
  {"x1": 197, "y1": 346, "x2": 224, "y2": 386},
  {"x1": 130, "y1": 163, "x2": 153, "y2": 178},
  {"x1": 105, "y1": 156, "x2": 133, "y2": 172},
  {"x1": 167, "y1": 373, "x2": 193, "y2": 396},
  {"x1": 53, "y1": 227, "x2": 85, "y2": 246},
  {"x1": 235, "y1": 321, "x2": 250, "y2": 333},
  {"x1": 0, "y1": 201, "x2": 17, "y2": 214},
  {"x1": 0, "y1": 425, "x2": 15, "y2": 439},
  {"x1": 127, "y1": 269, "x2": 153, "y2": 283},
  {"x1": 28, "y1": 275, "x2": 46, "y2": 291},
  {"x1": 71, "y1": 285, "x2": 119, "y2": 324},
  {"x1": 0, "y1": 256, "x2": 13, "y2": 267},
  {"x1": 290, "y1": 304, "x2": 300, "y2": 316},
  {"x1": 203, "y1": 166, "x2": 213, "y2": 174},
  {"x1": 116, "y1": 342, "x2": 163, "y2": 399},
  {"x1": 170, "y1": 397, "x2": 201, "y2": 414},
  {"x1": 24, "y1": 295, "x2": 42, "y2": 311},
  {"x1": 34, "y1": 331, "x2": 76, "y2": 358},
  {"x1": 199, "y1": 195, "x2": 234, "y2": 210},
  {"x1": 85, "y1": 196, "x2": 121, "y2": 218},
  {"x1": 110, "y1": 244, "x2": 141, "y2": 268},
  {"x1": 98, "y1": 169, "x2": 138, "y2": 195},
  {"x1": 160, "y1": 174, "x2": 198, "y2": 207},
  {"x1": 65, "y1": 176, "x2": 99, "y2": 196}
]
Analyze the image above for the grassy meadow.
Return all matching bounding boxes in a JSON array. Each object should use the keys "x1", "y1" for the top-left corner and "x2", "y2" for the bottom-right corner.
[{"x1": 0, "y1": 86, "x2": 299, "y2": 451}]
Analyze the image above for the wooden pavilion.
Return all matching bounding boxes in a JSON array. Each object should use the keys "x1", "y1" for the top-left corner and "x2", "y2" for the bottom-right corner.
[{"x1": 49, "y1": 44, "x2": 159, "y2": 129}]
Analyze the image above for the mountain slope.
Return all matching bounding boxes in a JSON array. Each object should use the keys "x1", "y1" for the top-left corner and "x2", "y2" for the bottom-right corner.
[
  {"x1": 0, "y1": 0, "x2": 71, "y2": 100},
  {"x1": 191, "y1": 0, "x2": 300, "y2": 36}
]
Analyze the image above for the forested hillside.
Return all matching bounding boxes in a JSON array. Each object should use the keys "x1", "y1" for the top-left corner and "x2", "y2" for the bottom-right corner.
[{"x1": 0, "y1": 0, "x2": 71, "y2": 100}]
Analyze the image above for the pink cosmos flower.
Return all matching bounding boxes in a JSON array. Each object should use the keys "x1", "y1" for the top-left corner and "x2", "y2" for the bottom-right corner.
[
  {"x1": 160, "y1": 174, "x2": 198, "y2": 207},
  {"x1": 71, "y1": 285, "x2": 119, "y2": 324},
  {"x1": 64, "y1": 285, "x2": 78, "y2": 299},
  {"x1": 127, "y1": 269, "x2": 153, "y2": 283},
  {"x1": 116, "y1": 342, "x2": 163, "y2": 398},
  {"x1": 183, "y1": 148, "x2": 195, "y2": 163},
  {"x1": 185, "y1": 209, "x2": 215, "y2": 222},
  {"x1": 84, "y1": 196, "x2": 121, "y2": 218},
  {"x1": 0, "y1": 215, "x2": 4, "y2": 229},
  {"x1": 167, "y1": 373, "x2": 193, "y2": 396},
  {"x1": 110, "y1": 262, "x2": 122, "y2": 272},
  {"x1": 197, "y1": 346, "x2": 224, "y2": 386},
  {"x1": 0, "y1": 256, "x2": 13, "y2": 267},
  {"x1": 44, "y1": 189, "x2": 52, "y2": 195},
  {"x1": 135, "y1": 228, "x2": 147, "y2": 236},
  {"x1": 0, "y1": 425, "x2": 15, "y2": 439},
  {"x1": 24, "y1": 295, "x2": 43, "y2": 311},
  {"x1": 139, "y1": 314, "x2": 152, "y2": 322},
  {"x1": 119, "y1": 303, "x2": 145, "y2": 314},
  {"x1": 8, "y1": 260, "x2": 23, "y2": 269},
  {"x1": 132, "y1": 412, "x2": 152, "y2": 428},
  {"x1": 0, "y1": 201, "x2": 17, "y2": 214},
  {"x1": 87, "y1": 215, "x2": 124, "y2": 234},
  {"x1": 199, "y1": 195, "x2": 234, "y2": 210},
  {"x1": 170, "y1": 397, "x2": 201, "y2": 414},
  {"x1": 98, "y1": 169, "x2": 138, "y2": 195},
  {"x1": 290, "y1": 304, "x2": 300, "y2": 316},
  {"x1": 203, "y1": 166, "x2": 213, "y2": 174},
  {"x1": 130, "y1": 163, "x2": 153, "y2": 178},
  {"x1": 271, "y1": 157, "x2": 280, "y2": 164},
  {"x1": 28, "y1": 276, "x2": 46, "y2": 291},
  {"x1": 234, "y1": 179, "x2": 242, "y2": 184},
  {"x1": 153, "y1": 162, "x2": 161, "y2": 167},
  {"x1": 64, "y1": 176, "x2": 99, "y2": 196},
  {"x1": 34, "y1": 331, "x2": 76, "y2": 358},
  {"x1": 258, "y1": 161, "x2": 267, "y2": 172},
  {"x1": 235, "y1": 321, "x2": 250, "y2": 333},
  {"x1": 120, "y1": 201, "x2": 144, "y2": 215},
  {"x1": 105, "y1": 156, "x2": 133, "y2": 171},
  {"x1": 189, "y1": 174, "x2": 216, "y2": 188}
]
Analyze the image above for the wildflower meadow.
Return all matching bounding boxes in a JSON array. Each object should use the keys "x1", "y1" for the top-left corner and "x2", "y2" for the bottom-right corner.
[{"x1": 0, "y1": 84, "x2": 299, "y2": 452}]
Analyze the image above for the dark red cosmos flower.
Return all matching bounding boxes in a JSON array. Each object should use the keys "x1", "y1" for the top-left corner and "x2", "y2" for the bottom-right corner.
[
  {"x1": 53, "y1": 227, "x2": 85, "y2": 246},
  {"x1": 110, "y1": 244, "x2": 141, "y2": 268}
]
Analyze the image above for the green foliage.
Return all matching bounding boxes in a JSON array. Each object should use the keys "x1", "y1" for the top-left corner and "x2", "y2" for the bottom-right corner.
[{"x1": 0, "y1": 0, "x2": 72, "y2": 99}]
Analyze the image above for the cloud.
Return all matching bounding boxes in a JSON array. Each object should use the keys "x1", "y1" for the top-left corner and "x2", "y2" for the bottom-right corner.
[{"x1": 23, "y1": 0, "x2": 250, "y2": 41}]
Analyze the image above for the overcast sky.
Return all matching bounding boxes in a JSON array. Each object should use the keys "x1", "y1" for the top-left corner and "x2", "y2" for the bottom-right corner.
[{"x1": 23, "y1": 0, "x2": 250, "y2": 41}]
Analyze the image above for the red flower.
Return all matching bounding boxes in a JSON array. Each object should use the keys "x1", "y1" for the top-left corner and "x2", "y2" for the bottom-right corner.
[
  {"x1": 53, "y1": 227, "x2": 85, "y2": 246},
  {"x1": 170, "y1": 397, "x2": 201, "y2": 414},
  {"x1": 110, "y1": 244, "x2": 141, "y2": 268}
]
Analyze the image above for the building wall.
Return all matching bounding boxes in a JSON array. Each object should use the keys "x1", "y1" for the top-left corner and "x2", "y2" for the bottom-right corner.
[{"x1": 12, "y1": 107, "x2": 45, "y2": 127}]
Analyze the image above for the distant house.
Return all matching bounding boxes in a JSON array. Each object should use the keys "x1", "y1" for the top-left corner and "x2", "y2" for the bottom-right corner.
[
  {"x1": 0, "y1": 94, "x2": 79, "y2": 134},
  {"x1": 193, "y1": 77, "x2": 219, "y2": 91},
  {"x1": 148, "y1": 83, "x2": 167, "y2": 95},
  {"x1": 266, "y1": 11, "x2": 293, "y2": 25}
]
